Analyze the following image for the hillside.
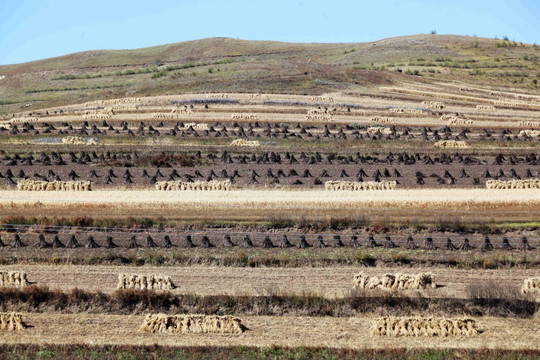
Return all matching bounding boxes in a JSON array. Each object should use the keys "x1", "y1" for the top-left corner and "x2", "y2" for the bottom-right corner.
[{"x1": 0, "y1": 34, "x2": 538, "y2": 113}]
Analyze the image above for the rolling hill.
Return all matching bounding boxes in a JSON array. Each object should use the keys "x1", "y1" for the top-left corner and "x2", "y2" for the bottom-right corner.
[{"x1": 0, "y1": 34, "x2": 538, "y2": 114}]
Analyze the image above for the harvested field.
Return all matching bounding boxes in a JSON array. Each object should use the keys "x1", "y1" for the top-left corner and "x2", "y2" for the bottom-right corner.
[
  {"x1": 1, "y1": 33, "x2": 539, "y2": 355},
  {"x1": 0, "y1": 265, "x2": 537, "y2": 299},
  {"x1": 0, "y1": 313, "x2": 538, "y2": 350}
]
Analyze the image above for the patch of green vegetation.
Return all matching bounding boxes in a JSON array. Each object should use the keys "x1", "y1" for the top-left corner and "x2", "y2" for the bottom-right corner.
[
  {"x1": 1, "y1": 346, "x2": 539, "y2": 360},
  {"x1": 25, "y1": 84, "x2": 124, "y2": 94},
  {"x1": 52, "y1": 74, "x2": 103, "y2": 80},
  {"x1": 151, "y1": 71, "x2": 167, "y2": 79}
]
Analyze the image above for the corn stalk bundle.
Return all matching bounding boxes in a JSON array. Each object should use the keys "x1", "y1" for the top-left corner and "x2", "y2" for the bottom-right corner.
[
  {"x1": 421, "y1": 101, "x2": 445, "y2": 110},
  {"x1": 486, "y1": 179, "x2": 540, "y2": 189},
  {"x1": 0, "y1": 271, "x2": 29, "y2": 287},
  {"x1": 0, "y1": 313, "x2": 26, "y2": 331},
  {"x1": 17, "y1": 180, "x2": 91, "y2": 191},
  {"x1": 371, "y1": 317, "x2": 478, "y2": 337},
  {"x1": 231, "y1": 113, "x2": 258, "y2": 120},
  {"x1": 370, "y1": 116, "x2": 395, "y2": 124},
  {"x1": 353, "y1": 272, "x2": 436, "y2": 291},
  {"x1": 521, "y1": 278, "x2": 540, "y2": 294},
  {"x1": 433, "y1": 140, "x2": 469, "y2": 148},
  {"x1": 117, "y1": 274, "x2": 175, "y2": 290},
  {"x1": 155, "y1": 180, "x2": 232, "y2": 191},
  {"x1": 325, "y1": 180, "x2": 397, "y2": 191},
  {"x1": 139, "y1": 314, "x2": 245, "y2": 335},
  {"x1": 230, "y1": 139, "x2": 260, "y2": 147}
]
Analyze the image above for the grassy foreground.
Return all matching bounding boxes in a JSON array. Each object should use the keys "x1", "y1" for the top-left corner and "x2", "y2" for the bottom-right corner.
[{"x1": 0, "y1": 345, "x2": 538, "y2": 360}]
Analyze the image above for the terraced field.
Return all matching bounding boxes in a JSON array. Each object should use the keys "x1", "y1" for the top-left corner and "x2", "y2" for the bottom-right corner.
[{"x1": 0, "y1": 35, "x2": 538, "y2": 358}]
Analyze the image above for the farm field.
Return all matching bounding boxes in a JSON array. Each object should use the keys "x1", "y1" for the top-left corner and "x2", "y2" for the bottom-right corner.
[{"x1": 0, "y1": 34, "x2": 538, "y2": 357}]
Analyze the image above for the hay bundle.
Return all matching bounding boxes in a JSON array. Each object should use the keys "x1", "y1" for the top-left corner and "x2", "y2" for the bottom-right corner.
[
  {"x1": 310, "y1": 96, "x2": 334, "y2": 102},
  {"x1": 152, "y1": 107, "x2": 193, "y2": 118},
  {"x1": 10, "y1": 116, "x2": 39, "y2": 124},
  {"x1": 493, "y1": 99, "x2": 521, "y2": 107},
  {"x1": 366, "y1": 126, "x2": 392, "y2": 136},
  {"x1": 433, "y1": 140, "x2": 469, "y2": 148},
  {"x1": 84, "y1": 109, "x2": 114, "y2": 119},
  {"x1": 0, "y1": 271, "x2": 29, "y2": 287},
  {"x1": 307, "y1": 108, "x2": 331, "y2": 115},
  {"x1": 206, "y1": 93, "x2": 229, "y2": 99},
  {"x1": 370, "y1": 116, "x2": 395, "y2": 124},
  {"x1": 353, "y1": 272, "x2": 436, "y2": 291},
  {"x1": 305, "y1": 114, "x2": 333, "y2": 121},
  {"x1": 519, "y1": 121, "x2": 540, "y2": 128},
  {"x1": 117, "y1": 274, "x2": 175, "y2": 290},
  {"x1": 0, "y1": 313, "x2": 26, "y2": 331},
  {"x1": 521, "y1": 278, "x2": 540, "y2": 294},
  {"x1": 519, "y1": 130, "x2": 540, "y2": 137},
  {"x1": 447, "y1": 118, "x2": 473, "y2": 126},
  {"x1": 370, "y1": 317, "x2": 477, "y2": 337},
  {"x1": 231, "y1": 113, "x2": 258, "y2": 120},
  {"x1": 139, "y1": 314, "x2": 245, "y2": 335},
  {"x1": 86, "y1": 97, "x2": 140, "y2": 107},
  {"x1": 179, "y1": 122, "x2": 209, "y2": 131},
  {"x1": 325, "y1": 180, "x2": 397, "y2": 191},
  {"x1": 230, "y1": 139, "x2": 260, "y2": 147},
  {"x1": 155, "y1": 180, "x2": 232, "y2": 191},
  {"x1": 61, "y1": 136, "x2": 97, "y2": 145},
  {"x1": 110, "y1": 104, "x2": 139, "y2": 110},
  {"x1": 17, "y1": 180, "x2": 91, "y2": 191},
  {"x1": 486, "y1": 179, "x2": 540, "y2": 189},
  {"x1": 389, "y1": 108, "x2": 424, "y2": 115},
  {"x1": 248, "y1": 94, "x2": 269, "y2": 100},
  {"x1": 476, "y1": 104, "x2": 496, "y2": 111},
  {"x1": 421, "y1": 101, "x2": 445, "y2": 110}
]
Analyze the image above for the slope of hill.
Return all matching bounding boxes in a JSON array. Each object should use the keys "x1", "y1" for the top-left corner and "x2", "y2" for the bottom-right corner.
[{"x1": 0, "y1": 34, "x2": 538, "y2": 113}]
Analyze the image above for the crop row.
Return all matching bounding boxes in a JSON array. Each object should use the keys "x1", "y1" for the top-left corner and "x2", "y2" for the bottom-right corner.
[{"x1": 0, "y1": 232, "x2": 536, "y2": 250}]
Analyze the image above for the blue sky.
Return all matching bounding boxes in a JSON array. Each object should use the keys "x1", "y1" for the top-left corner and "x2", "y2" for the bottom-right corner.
[{"x1": 0, "y1": 0, "x2": 538, "y2": 65}]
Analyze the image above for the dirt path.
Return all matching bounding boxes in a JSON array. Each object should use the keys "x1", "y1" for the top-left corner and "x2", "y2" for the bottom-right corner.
[
  {"x1": 0, "y1": 313, "x2": 538, "y2": 349},
  {"x1": 2, "y1": 264, "x2": 537, "y2": 298}
]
